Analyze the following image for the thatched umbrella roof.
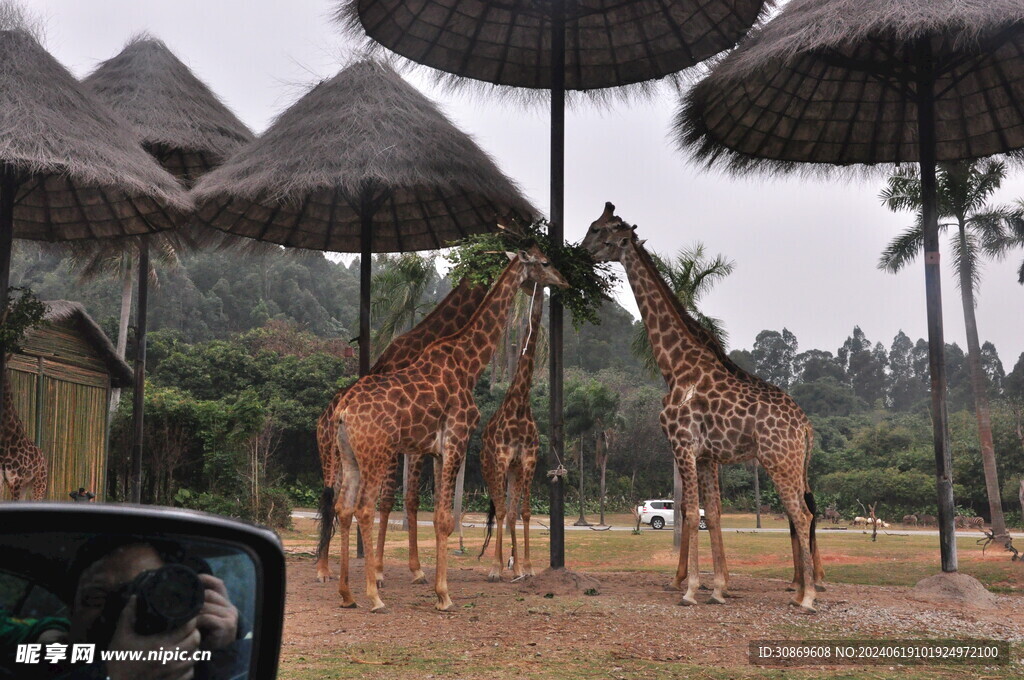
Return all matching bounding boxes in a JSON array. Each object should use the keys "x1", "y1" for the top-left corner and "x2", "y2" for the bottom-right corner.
[
  {"x1": 337, "y1": 0, "x2": 772, "y2": 91},
  {"x1": 83, "y1": 35, "x2": 254, "y2": 185},
  {"x1": 0, "y1": 27, "x2": 190, "y2": 241},
  {"x1": 675, "y1": 0, "x2": 1024, "y2": 170},
  {"x1": 674, "y1": 0, "x2": 1024, "y2": 577},
  {"x1": 192, "y1": 59, "x2": 535, "y2": 253}
]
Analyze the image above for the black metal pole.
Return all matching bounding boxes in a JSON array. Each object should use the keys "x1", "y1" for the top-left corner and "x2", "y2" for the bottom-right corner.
[
  {"x1": 916, "y1": 40, "x2": 957, "y2": 573},
  {"x1": 548, "y1": 0, "x2": 566, "y2": 569},
  {"x1": 129, "y1": 237, "x2": 149, "y2": 504},
  {"x1": 356, "y1": 205, "x2": 373, "y2": 558},
  {"x1": 0, "y1": 170, "x2": 16, "y2": 437}
]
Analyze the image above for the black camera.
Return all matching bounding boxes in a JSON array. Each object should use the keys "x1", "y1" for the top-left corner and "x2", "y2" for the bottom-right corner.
[{"x1": 91, "y1": 561, "x2": 208, "y2": 647}]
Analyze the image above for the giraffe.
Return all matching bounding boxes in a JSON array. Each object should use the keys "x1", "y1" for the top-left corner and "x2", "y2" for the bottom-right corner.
[
  {"x1": 315, "y1": 278, "x2": 487, "y2": 582},
  {"x1": 330, "y1": 245, "x2": 568, "y2": 611},
  {"x1": 0, "y1": 369, "x2": 48, "y2": 501},
  {"x1": 478, "y1": 282, "x2": 544, "y2": 582},
  {"x1": 581, "y1": 203, "x2": 822, "y2": 612}
]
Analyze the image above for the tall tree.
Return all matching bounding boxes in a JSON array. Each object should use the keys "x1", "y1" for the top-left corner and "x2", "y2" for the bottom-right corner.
[
  {"x1": 838, "y1": 327, "x2": 888, "y2": 404},
  {"x1": 370, "y1": 252, "x2": 440, "y2": 358},
  {"x1": 880, "y1": 158, "x2": 1021, "y2": 543},
  {"x1": 630, "y1": 243, "x2": 734, "y2": 375},
  {"x1": 752, "y1": 328, "x2": 798, "y2": 389},
  {"x1": 888, "y1": 331, "x2": 926, "y2": 411}
]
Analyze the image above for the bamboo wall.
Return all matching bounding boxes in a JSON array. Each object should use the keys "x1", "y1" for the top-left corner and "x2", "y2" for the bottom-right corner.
[{"x1": 0, "y1": 320, "x2": 111, "y2": 502}]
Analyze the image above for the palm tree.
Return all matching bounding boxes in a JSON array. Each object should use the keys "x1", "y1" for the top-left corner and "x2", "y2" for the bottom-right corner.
[
  {"x1": 370, "y1": 252, "x2": 439, "y2": 359},
  {"x1": 631, "y1": 243, "x2": 735, "y2": 374},
  {"x1": 55, "y1": 234, "x2": 187, "y2": 414},
  {"x1": 879, "y1": 158, "x2": 1022, "y2": 545}
]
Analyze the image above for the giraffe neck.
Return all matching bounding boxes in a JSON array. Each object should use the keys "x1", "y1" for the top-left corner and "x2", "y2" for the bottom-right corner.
[
  {"x1": 504, "y1": 285, "x2": 544, "y2": 409},
  {"x1": 620, "y1": 240, "x2": 720, "y2": 387},
  {"x1": 371, "y1": 278, "x2": 487, "y2": 373},
  {"x1": 1, "y1": 375, "x2": 29, "y2": 445},
  {"x1": 452, "y1": 258, "x2": 526, "y2": 381}
]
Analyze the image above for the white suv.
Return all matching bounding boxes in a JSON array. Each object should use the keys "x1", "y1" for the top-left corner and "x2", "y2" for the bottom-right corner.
[{"x1": 637, "y1": 500, "x2": 707, "y2": 530}]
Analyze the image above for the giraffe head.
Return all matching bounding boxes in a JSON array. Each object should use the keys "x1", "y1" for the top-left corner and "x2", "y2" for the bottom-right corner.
[
  {"x1": 581, "y1": 203, "x2": 636, "y2": 263},
  {"x1": 512, "y1": 244, "x2": 570, "y2": 289},
  {"x1": 581, "y1": 202, "x2": 635, "y2": 262}
]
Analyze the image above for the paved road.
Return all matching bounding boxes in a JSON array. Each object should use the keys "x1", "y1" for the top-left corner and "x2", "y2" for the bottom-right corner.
[{"x1": 292, "y1": 511, "x2": 1023, "y2": 538}]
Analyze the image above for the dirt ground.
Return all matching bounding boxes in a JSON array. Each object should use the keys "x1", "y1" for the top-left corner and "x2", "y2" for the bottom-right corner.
[{"x1": 280, "y1": 550, "x2": 1024, "y2": 679}]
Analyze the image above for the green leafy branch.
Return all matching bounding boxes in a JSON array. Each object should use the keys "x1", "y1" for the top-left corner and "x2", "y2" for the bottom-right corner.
[
  {"x1": 446, "y1": 219, "x2": 617, "y2": 327},
  {"x1": 0, "y1": 287, "x2": 45, "y2": 354}
]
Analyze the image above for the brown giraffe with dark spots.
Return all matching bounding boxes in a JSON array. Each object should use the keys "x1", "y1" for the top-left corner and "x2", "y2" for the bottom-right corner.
[
  {"x1": 479, "y1": 282, "x2": 544, "y2": 581},
  {"x1": 0, "y1": 370, "x2": 48, "y2": 501},
  {"x1": 582, "y1": 203, "x2": 823, "y2": 612},
  {"x1": 329, "y1": 246, "x2": 568, "y2": 611},
  {"x1": 315, "y1": 279, "x2": 487, "y2": 582}
]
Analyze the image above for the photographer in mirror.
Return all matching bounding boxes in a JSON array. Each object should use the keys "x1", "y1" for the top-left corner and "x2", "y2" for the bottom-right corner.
[{"x1": 3, "y1": 535, "x2": 248, "y2": 680}]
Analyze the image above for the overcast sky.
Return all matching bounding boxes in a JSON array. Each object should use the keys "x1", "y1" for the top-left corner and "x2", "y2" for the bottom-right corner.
[{"x1": 26, "y1": 0, "x2": 1024, "y2": 367}]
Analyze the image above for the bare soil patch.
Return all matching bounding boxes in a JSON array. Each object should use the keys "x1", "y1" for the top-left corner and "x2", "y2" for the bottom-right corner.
[{"x1": 282, "y1": 553, "x2": 1024, "y2": 674}]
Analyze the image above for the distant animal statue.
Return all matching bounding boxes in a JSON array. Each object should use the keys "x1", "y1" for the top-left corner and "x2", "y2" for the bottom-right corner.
[
  {"x1": 918, "y1": 514, "x2": 937, "y2": 527},
  {"x1": 823, "y1": 506, "x2": 841, "y2": 524},
  {"x1": 955, "y1": 516, "x2": 967, "y2": 529},
  {"x1": 902, "y1": 514, "x2": 918, "y2": 527},
  {"x1": 853, "y1": 516, "x2": 869, "y2": 526},
  {"x1": 966, "y1": 516, "x2": 985, "y2": 530}
]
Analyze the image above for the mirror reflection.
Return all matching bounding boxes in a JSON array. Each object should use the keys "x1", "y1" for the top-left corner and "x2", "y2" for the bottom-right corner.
[{"x1": 0, "y1": 533, "x2": 256, "y2": 680}]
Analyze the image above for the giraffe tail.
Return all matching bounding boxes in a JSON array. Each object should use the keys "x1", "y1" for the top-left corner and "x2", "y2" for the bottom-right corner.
[
  {"x1": 478, "y1": 499, "x2": 497, "y2": 559},
  {"x1": 803, "y1": 423, "x2": 819, "y2": 576},
  {"x1": 317, "y1": 486, "x2": 336, "y2": 563}
]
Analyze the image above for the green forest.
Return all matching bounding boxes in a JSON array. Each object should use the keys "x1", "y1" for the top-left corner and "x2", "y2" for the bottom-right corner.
[{"x1": 10, "y1": 237, "x2": 1024, "y2": 530}]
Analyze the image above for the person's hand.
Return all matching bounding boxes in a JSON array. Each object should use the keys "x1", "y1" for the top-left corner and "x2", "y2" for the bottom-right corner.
[
  {"x1": 196, "y1": 574, "x2": 238, "y2": 651},
  {"x1": 106, "y1": 596, "x2": 200, "y2": 680}
]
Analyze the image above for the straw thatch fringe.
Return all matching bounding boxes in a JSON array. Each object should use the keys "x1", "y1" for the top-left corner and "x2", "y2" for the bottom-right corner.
[
  {"x1": 335, "y1": 0, "x2": 773, "y2": 100},
  {"x1": 0, "y1": 24, "x2": 190, "y2": 240},
  {"x1": 41, "y1": 300, "x2": 133, "y2": 387},
  {"x1": 716, "y1": 0, "x2": 1024, "y2": 81},
  {"x1": 673, "y1": 0, "x2": 1024, "y2": 174},
  {"x1": 83, "y1": 35, "x2": 254, "y2": 185},
  {"x1": 192, "y1": 59, "x2": 535, "y2": 253}
]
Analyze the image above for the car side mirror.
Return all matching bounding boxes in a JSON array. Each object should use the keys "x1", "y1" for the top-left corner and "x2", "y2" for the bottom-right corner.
[{"x1": 0, "y1": 503, "x2": 285, "y2": 680}]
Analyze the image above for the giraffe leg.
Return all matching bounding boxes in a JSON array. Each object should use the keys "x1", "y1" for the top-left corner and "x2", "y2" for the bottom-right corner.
[
  {"x1": 698, "y1": 460, "x2": 728, "y2": 604},
  {"x1": 31, "y1": 471, "x2": 47, "y2": 501},
  {"x1": 354, "y1": 455, "x2": 388, "y2": 613},
  {"x1": 673, "y1": 451, "x2": 700, "y2": 606},
  {"x1": 335, "y1": 422, "x2": 360, "y2": 608},
  {"x1": 506, "y1": 468, "x2": 520, "y2": 579},
  {"x1": 433, "y1": 425, "x2": 469, "y2": 611},
  {"x1": 770, "y1": 469, "x2": 817, "y2": 612},
  {"x1": 488, "y1": 467, "x2": 508, "y2": 582},
  {"x1": 374, "y1": 455, "x2": 401, "y2": 589},
  {"x1": 519, "y1": 452, "x2": 538, "y2": 578},
  {"x1": 407, "y1": 455, "x2": 428, "y2": 584}
]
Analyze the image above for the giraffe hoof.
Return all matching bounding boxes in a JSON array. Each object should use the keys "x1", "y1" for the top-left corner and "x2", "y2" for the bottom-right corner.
[
  {"x1": 785, "y1": 583, "x2": 799, "y2": 592},
  {"x1": 370, "y1": 604, "x2": 389, "y2": 614},
  {"x1": 798, "y1": 604, "x2": 818, "y2": 614},
  {"x1": 664, "y1": 582, "x2": 682, "y2": 592},
  {"x1": 678, "y1": 596, "x2": 698, "y2": 607},
  {"x1": 435, "y1": 599, "x2": 454, "y2": 612},
  {"x1": 487, "y1": 572, "x2": 502, "y2": 583},
  {"x1": 708, "y1": 593, "x2": 726, "y2": 605},
  {"x1": 316, "y1": 574, "x2": 332, "y2": 583},
  {"x1": 698, "y1": 584, "x2": 710, "y2": 591},
  {"x1": 411, "y1": 570, "x2": 428, "y2": 585},
  {"x1": 815, "y1": 583, "x2": 827, "y2": 592},
  {"x1": 340, "y1": 601, "x2": 358, "y2": 609}
]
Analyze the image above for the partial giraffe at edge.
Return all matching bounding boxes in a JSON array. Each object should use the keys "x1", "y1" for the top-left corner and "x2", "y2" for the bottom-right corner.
[{"x1": 0, "y1": 368, "x2": 48, "y2": 501}]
